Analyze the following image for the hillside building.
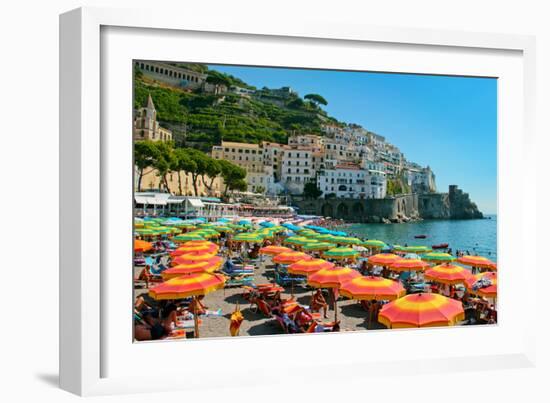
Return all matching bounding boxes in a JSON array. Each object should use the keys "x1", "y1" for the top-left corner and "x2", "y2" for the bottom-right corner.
[{"x1": 133, "y1": 94, "x2": 173, "y2": 142}]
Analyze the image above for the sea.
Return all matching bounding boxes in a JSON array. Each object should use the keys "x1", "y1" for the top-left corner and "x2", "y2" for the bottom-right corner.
[{"x1": 340, "y1": 215, "x2": 497, "y2": 260}]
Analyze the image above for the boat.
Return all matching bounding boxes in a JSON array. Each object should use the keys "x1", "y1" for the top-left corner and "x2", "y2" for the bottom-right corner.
[
  {"x1": 414, "y1": 235, "x2": 427, "y2": 239},
  {"x1": 432, "y1": 243, "x2": 449, "y2": 249}
]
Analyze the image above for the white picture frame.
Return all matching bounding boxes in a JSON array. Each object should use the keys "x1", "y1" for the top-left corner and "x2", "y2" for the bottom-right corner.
[{"x1": 60, "y1": 6, "x2": 537, "y2": 396}]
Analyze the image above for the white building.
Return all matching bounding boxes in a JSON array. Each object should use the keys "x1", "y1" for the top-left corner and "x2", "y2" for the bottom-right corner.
[
  {"x1": 317, "y1": 163, "x2": 371, "y2": 199},
  {"x1": 368, "y1": 169, "x2": 387, "y2": 199},
  {"x1": 405, "y1": 166, "x2": 436, "y2": 193},
  {"x1": 281, "y1": 147, "x2": 315, "y2": 194}
]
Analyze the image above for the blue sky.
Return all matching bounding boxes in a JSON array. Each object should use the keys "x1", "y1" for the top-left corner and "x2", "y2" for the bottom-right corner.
[{"x1": 210, "y1": 64, "x2": 497, "y2": 214}]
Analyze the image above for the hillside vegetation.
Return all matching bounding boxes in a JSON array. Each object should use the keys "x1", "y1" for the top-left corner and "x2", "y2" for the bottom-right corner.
[{"x1": 133, "y1": 64, "x2": 341, "y2": 152}]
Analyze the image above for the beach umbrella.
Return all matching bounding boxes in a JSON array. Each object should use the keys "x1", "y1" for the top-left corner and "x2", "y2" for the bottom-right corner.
[
  {"x1": 361, "y1": 239, "x2": 387, "y2": 250},
  {"x1": 466, "y1": 272, "x2": 497, "y2": 298},
  {"x1": 332, "y1": 236, "x2": 362, "y2": 245},
  {"x1": 395, "y1": 245, "x2": 432, "y2": 254},
  {"x1": 389, "y1": 258, "x2": 430, "y2": 272},
  {"x1": 161, "y1": 261, "x2": 221, "y2": 279},
  {"x1": 273, "y1": 251, "x2": 313, "y2": 265},
  {"x1": 378, "y1": 293, "x2": 465, "y2": 328},
  {"x1": 134, "y1": 239, "x2": 153, "y2": 253},
  {"x1": 308, "y1": 266, "x2": 361, "y2": 321},
  {"x1": 229, "y1": 304, "x2": 244, "y2": 337},
  {"x1": 421, "y1": 252, "x2": 456, "y2": 263},
  {"x1": 172, "y1": 254, "x2": 223, "y2": 267},
  {"x1": 339, "y1": 275, "x2": 406, "y2": 301},
  {"x1": 302, "y1": 242, "x2": 337, "y2": 252},
  {"x1": 149, "y1": 272, "x2": 226, "y2": 337},
  {"x1": 284, "y1": 236, "x2": 315, "y2": 246},
  {"x1": 259, "y1": 245, "x2": 292, "y2": 255},
  {"x1": 173, "y1": 233, "x2": 206, "y2": 242},
  {"x1": 457, "y1": 255, "x2": 496, "y2": 270},
  {"x1": 171, "y1": 242, "x2": 218, "y2": 257},
  {"x1": 232, "y1": 233, "x2": 264, "y2": 243},
  {"x1": 287, "y1": 259, "x2": 335, "y2": 276},
  {"x1": 322, "y1": 247, "x2": 359, "y2": 260},
  {"x1": 424, "y1": 264, "x2": 474, "y2": 285},
  {"x1": 367, "y1": 253, "x2": 400, "y2": 267}
]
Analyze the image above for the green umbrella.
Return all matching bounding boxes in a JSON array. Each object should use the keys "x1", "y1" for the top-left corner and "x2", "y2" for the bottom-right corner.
[
  {"x1": 361, "y1": 239, "x2": 387, "y2": 249},
  {"x1": 284, "y1": 236, "x2": 316, "y2": 245},
  {"x1": 396, "y1": 245, "x2": 432, "y2": 254},
  {"x1": 322, "y1": 247, "x2": 360, "y2": 260},
  {"x1": 421, "y1": 252, "x2": 456, "y2": 263},
  {"x1": 173, "y1": 233, "x2": 206, "y2": 242},
  {"x1": 302, "y1": 242, "x2": 337, "y2": 251}
]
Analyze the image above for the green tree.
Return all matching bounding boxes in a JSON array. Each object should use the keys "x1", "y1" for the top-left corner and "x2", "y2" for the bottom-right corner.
[
  {"x1": 304, "y1": 93, "x2": 328, "y2": 106},
  {"x1": 303, "y1": 182, "x2": 323, "y2": 199},
  {"x1": 173, "y1": 148, "x2": 197, "y2": 195},
  {"x1": 218, "y1": 160, "x2": 247, "y2": 195},
  {"x1": 201, "y1": 158, "x2": 222, "y2": 195},
  {"x1": 134, "y1": 140, "x2": 159, "y2": 192},
  {"x1": 185, "y1": 148, "x2": 211, "y2": 196},
  {"x1": 152, "y1": 142, "x2": 176, "y2": 193}
]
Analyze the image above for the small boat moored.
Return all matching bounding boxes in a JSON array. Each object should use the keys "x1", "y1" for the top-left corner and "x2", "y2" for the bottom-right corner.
[
  {"x1": 432, "y1": 243, "x2": 449, "y2": 249},
  {"x1": 414, "y1": 235, "x2": 427, "y2": 239}
]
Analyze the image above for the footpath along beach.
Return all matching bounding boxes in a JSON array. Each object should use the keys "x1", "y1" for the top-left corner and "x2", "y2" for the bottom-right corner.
[{"x1": 133, "y1": 216, "x2": 497, "y2": 341}]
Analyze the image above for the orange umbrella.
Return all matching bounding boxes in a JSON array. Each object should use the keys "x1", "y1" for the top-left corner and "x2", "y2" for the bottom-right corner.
[
  {"x1": 149, "y1": 273, "x2": 226, "y2": 338},
  {"x1": 424, "y1": 264, "x2": 474, "y2": 285},
  {"x1": 171, "y1": 253, "x2": 223, "y2": 267},
  {"x1": 389, "y1": 258, "x2": 430, "y2": 272},
  {"x1": 287, "y1": 259, "x2": 335, "y2": 276},
  {"x1": 339, "y1": 276, "x2": 406, "y2": 301},
  {"x1": 457, "y1": 255, "x2": 496, "y2": 270},
  {"x1": 466, "y1": 272, "x2": 497, "y2": 298},
  {"x1": 272, "y1": 251, "x2": 312, "y2": 265},
  {"x1": 308, "y1": 266, "x2": 360, "y2": 321},
  {"x1": 134, "y1": 239, "x2": 153, "y2": 253},
  {"x1": 378, "y1": 293, "x2": 465, "y2": 328},
  {"x1": 308, "y1": 266, "x2": 361, "y2": 289},
  {"x1": 259, "y1": 245, "x2": 292, "y2": 255},
  {"x1": 171, "y1": 242, "x2": 219, "y2": 257},
  {"x1": 367, "y1": 253, "x2": 400, "y2": 266},
  {"x1": 161, "y1": 261, "x2": 220, "y2": 279}
]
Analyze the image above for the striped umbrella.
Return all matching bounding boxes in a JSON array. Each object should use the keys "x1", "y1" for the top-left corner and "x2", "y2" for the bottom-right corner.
[
  {"x1": 134, "y1": 239, "x2": 153, "y2": 253},
  {"x1": 457, "y1": 255, "x2": 496, "y2": 270},
  {"x1": 332, "y1": 236, "x2": 362, "y2": 245},
  {"x1": 466, "y1": 272, "x2": 497, "y2": 298},
  {"x1": 395, "y1": 245, "x2": 432, "y2": 254},
  {"x1": 339, "y1": 275, "x2": 406, "y2": 301},
  {"x1": 389, "y1": 258, "x2": 430, "y2": 272},
  {"x1": 367, "y1": 253, "x2": 400, "y2": 266},
  {"x1": 259, "y1": 245, "x2": 292, "y2": 255},
  {"x1": 308, "y1": 266, "x2": 361, "y2": 289},
  {"x1": 284, "y1": 236, "x2": 315, "y2": 246},
  {"x1": 149, "y1": 272, "x2": 226, "y2": 337},
  {"x1": 301, "y1": 242, "x2": 337, "y2": 252},
  {"x1": 273, "y1": 251, "x2": 312, "y2": 265},
  {"x1": 421, "y1": 252, "x2": 456, "y2": 263},
  {"x1": 173, "y1": 233, "x2": 206, "y2": 242},
  {"x1": 171, "y1": 242, "x2": 218, "y2": 257},
  {"x1": 232, "y1": 233, "x2": 264, "y2": 243},
  {"x1": 308, "y1": 266, "x2": 361, "y2": 321},
  {"x1": 161, "y1": 261, "x2": 220, "y2": 279},
  {"x1": 424, "y1": 264, "x2": 474, "y2": 285},
  {"x1": 287, "y1": 259, "x2": 335, "y2": 276},
  {"x1": 361, "y1": 239, "x2": 387, "y2": 249},
  {"x1": 378, "y1": 293, "x2": 465, "y2": 328},
  {"x1": 322, "y1": 247, "x2": 359, "y2": 260},
  {"x1": 171, "y1": 254, "x2": 223, "y2": 267}
]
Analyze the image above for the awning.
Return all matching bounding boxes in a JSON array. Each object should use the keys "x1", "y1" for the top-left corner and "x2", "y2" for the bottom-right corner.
[
  {"x1": 134, "y1": 196, "x2": 168, "y2": 205},
  {"x1": 187, "y1": 198, "x2": 205, "y2": 208}
]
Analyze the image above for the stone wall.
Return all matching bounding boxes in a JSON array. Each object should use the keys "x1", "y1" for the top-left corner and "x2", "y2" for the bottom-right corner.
[{"x1": 293, "y1": 185, "x2": 483, "y2": 222}]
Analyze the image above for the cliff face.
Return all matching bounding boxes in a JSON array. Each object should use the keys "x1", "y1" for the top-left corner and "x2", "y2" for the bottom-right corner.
[
  {"x1": 419, "y1": 185, "x2": 483, "y2": 219},
  {"x1": 448, "y1": 185, "x2": 484, "y2": 219}
]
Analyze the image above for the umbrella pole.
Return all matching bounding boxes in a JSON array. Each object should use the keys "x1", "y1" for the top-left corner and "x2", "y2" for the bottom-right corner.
[
  {"x1": 193, "y1": 296, "x2": 200, "y2": 338},
  {"x1": 333, "y1": 289, "x2": 338, "y2": 322}
]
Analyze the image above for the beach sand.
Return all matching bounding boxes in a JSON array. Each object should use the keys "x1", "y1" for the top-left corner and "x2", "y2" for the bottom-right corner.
[{"x1": 134, "y1": 257, "x2": 386, "y2": 339}]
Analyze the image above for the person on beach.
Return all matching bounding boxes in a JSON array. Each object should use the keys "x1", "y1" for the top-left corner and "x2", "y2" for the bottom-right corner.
[
  {"x1": 188, "y1": 295, "x2": 207, "y2": 316},
  {"x1": 310, "y1": 289, "x2": 328, "y2": 318}
]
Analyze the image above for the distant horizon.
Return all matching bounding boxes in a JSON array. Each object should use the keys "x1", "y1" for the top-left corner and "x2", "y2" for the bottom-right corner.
[{"x1": 209, "y1": 64, "x2": 497, "y2": 214}]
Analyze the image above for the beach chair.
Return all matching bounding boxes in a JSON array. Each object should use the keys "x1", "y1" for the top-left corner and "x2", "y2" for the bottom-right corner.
[
  {"x1": 224, "y1": 275, "x2": 254, "y2": 288},
  {"x1": 250, "y1": 298, "x2": 272, "y2": 317}
]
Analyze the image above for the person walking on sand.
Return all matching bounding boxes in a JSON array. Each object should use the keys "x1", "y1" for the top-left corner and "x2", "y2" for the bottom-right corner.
[{"x1": 310, "y1": 289, "x2": 328, "y2": 318}]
